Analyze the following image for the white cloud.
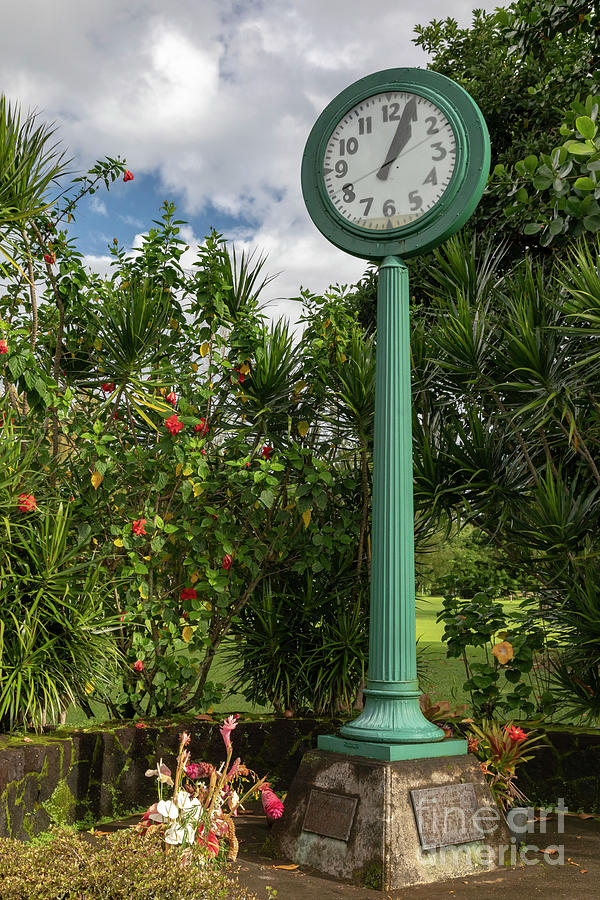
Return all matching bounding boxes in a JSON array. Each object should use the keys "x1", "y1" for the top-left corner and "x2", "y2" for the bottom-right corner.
[
  {"x1": 90, "y1": 196, "x2": 107, "y2": 216},
  {"x1": 1, "y1": 0, "x2": 500, "y2": 306}
]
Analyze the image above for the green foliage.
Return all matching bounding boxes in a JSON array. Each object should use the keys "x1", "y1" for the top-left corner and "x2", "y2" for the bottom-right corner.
[
  {"x1": 412, "y1": 233, "x2": 600, "y2": 721},
  {"x1": 498, "y1": 95, "x2": 600, "y2": 245},
  {"x1": 420, "y1": 525, "x2": 523, "y2": 599},
  {"x1": 438, "y1": 594, "x2": 551, "y2": 719},
  {"x1": 0, "y1": 421, "x2": 119, "y2": 732},
  {"x1": 0, "y1": 827, "x2": 253, "y2": 900},
  {"x1": 0, "y1": 103, "x2": 390, "y2": 723},
  {"x1": 413, "y1": 0, "x2": 599, "y2": 260},
  {"x1": 228, "y1": 570, "x2": 368, "y2": 716}
]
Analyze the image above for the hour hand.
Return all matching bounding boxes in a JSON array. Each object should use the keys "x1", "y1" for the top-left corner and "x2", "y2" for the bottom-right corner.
[{"x1": 376, "y1": 97, "x2": 418, "y2": 181}]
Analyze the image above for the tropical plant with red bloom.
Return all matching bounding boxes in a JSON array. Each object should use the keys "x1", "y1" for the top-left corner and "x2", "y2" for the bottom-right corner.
[
  {"x1": 165, "y1": 414, "x2": 184, "y2": 435},
  {"x1": 101, "y1": 382, "x2": 115, "y2": 392},
  {"x1": 261, "y1": 445, "x2": 273, "y2": 459},
  {"x1": 180, "y1": 588, "x2": 197, "y2": 601},
  {"x1": 466, "y1": 720, "x2": 545, "y2": 810},
  {"x1": 222, "y1": 553, "x2": 233, "y2": 571},
  {"x1": 194, "y1": 419, "x2": 208, "y2": 435},
  {"x1": 132, "y1": 518, "x2": 147, "y2": 535},
  {"x1": 134, "y1": 660, "x2": 144, "y2": 672},
  {"x1": 17, "y1": 494, "x2": 37, "y2": 512},
  {"x1": 123, "y1": 170, "x2": 134, "y2": 182},
  {"x1": 43, "y1": 252, "x2": 56, "y2": 265},
  {"x1": 166, "y1": 392, "x2": 177, "y2": 406},
  {"x1": 505, "y1": 724, "x2": 528, "y2": 743},
  {"x1": 0, "y1": 340, "x2": 7, "y2": 354}
]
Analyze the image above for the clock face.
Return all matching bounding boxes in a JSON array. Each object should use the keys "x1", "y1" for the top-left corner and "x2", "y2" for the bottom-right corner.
[{"x1": 322, "y1": 91, "x2": 457, "y2": 232}]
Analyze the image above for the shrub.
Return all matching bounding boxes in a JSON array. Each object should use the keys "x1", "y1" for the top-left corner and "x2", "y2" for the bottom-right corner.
[{"x1": 0, "y1": 827, "x2": 256, "y2": 900}]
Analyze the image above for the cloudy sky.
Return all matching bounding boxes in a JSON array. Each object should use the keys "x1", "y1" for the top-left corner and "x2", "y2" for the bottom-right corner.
[{"x1": 1, "y1": 0, "x2": 500, "y2": 319}]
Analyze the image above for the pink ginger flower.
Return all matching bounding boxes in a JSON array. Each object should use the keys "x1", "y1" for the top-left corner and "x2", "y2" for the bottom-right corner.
[
  {"x1": 228, "y1": 757, "x2": 241, "y2": 780},
  {"x1": 259, "y1": 782, "x2": 284, "y2": 825},
  {"x1": 220, "y1": 713, "x2": 240, "y2": 751}
]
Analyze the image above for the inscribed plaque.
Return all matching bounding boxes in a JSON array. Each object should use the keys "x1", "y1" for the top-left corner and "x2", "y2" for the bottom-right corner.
[
  {"x1": 302, "y1": 789, "x2": 358, "y2": 842},
  {"x1": 410, "y1": 783, "x2": 483, "y2": 850}
]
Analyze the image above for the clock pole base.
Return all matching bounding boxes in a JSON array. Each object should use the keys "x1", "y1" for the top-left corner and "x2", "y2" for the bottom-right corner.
[{"x1": 272, "y1": 749, "x2": 510, "y2": 891}]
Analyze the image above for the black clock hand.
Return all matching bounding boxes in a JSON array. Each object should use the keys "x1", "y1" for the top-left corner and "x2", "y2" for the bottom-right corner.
[{"x1": 376, "y1": 97, "x2": 418, "y2": 181}]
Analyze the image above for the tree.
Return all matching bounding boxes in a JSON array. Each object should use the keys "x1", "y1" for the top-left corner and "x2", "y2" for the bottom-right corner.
[{"x1": 413, "y1": 0, "x2": 600, "y2": 259}]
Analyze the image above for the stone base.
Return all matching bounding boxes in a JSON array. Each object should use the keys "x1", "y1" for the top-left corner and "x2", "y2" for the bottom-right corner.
[{"x1": 272, "y1": 749, "x2": 511, "y2": 892}]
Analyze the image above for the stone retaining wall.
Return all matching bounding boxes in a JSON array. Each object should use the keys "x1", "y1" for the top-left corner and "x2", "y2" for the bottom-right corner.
[{"x1": 0, "y1": 719, "x2": 598, "y2": 840}]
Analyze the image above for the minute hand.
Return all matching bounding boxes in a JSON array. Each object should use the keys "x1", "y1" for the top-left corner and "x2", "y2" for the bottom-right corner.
[{"x1": 376, "y1": 97, "x2": 418, "y2": 181}]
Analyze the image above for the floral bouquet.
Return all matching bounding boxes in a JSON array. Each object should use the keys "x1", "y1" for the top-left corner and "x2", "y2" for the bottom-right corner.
[{"x1": 138, "y1": 715, "x2": 268, "y2": 863}]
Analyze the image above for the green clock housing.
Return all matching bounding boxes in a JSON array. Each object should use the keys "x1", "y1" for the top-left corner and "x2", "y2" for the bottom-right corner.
[{"x1": 301, "y1": 68, "x2": 490, "y2": 260}]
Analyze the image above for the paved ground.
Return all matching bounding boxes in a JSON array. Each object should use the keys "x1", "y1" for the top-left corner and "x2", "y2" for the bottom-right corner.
[
  {"x1": 101, "y1": 807, "x2": 600, "y2": 899},
  {"x1": 231, "y1": 808, "x2": 600, "y2": 900}
]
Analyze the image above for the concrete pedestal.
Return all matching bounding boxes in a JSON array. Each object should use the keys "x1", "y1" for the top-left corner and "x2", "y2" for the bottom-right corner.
[{"x1": 272, "y1": 749, "x2": 511, "y2": 892}]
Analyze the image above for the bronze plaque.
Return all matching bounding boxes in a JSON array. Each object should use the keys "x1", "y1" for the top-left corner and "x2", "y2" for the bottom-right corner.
[
  {"x1": 410, "y1": 783, "x2": 483, "y2": 851},
  {"x1": 302, "y1": 789, "x2": 358, "y2": 842}
]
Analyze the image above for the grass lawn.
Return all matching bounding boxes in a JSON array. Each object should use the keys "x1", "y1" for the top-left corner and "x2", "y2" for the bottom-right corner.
[{"x1": 66, "y1": 595, "x2": 523, "y2": 726}]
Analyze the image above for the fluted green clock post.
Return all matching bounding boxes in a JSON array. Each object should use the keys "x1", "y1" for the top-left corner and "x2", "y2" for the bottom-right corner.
[{"x1": 301, "y1": 68, "x2": 490, "y2": 758}]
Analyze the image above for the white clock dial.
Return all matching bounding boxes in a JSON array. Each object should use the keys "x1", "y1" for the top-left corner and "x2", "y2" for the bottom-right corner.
[{"x1": 322, "y1": 92, "x2": 457, "y2": 231}]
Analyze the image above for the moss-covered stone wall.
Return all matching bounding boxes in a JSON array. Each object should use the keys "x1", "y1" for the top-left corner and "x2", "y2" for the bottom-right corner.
[
  {"x1": 0, "y1": 717, "x2": 336, "y2": 840},
  {"x1": 519, "y1": 726, "x2": 600, "y2": 813},
  {"x1": 1, "y1": 720, "x2": 598, "y2": 840}
]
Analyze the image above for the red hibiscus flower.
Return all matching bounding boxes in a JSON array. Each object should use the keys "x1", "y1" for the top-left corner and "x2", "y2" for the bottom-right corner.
[
  {"x1": 261, "y1": 445, "x2": 273, "y2": 459},
  {"x1": 134, "y1": 660, "x2": 144, "y2": 672},
  {"x1": 194, "y1": 419, "x2": 208, "y2": 435},
  {"x1": 44, "y1": 252, "x2": 56, "y2": 265},
  {"x1": 180, "y1": 587, "x2": 197, "y2": 601},
  {"x1": 505, "y1": 725, "x2": 528, "y2": 743},
  {"x1": 222, "y1": 553, "x2": 233, "y2": 571},
  {"x1": 166, "y1": 392, "x2": 177, "y2": 406},
  {"x1": 17, "y1": 494, "x2": 37, "y2": 512},
  {"x1": 132, "y1": 518, "x2": 147, "y2": 535},
  {"x1": 123, "y1": 170, "x2": 134, "y2": 182},
  {"x1": 165, "y1": 414, "x2": 184, "y2": 435},
  {"x1": 101, "y1": 382, "x2": 115, "y2": 392},
  {"x1": 0, "y1": 340, "x2": 7, "y2": 354}
]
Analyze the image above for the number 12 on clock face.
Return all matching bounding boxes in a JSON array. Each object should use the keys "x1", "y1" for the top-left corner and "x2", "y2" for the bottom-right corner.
[{"x1": 322, "y1": 92, "x2": 457, "y2": 231}]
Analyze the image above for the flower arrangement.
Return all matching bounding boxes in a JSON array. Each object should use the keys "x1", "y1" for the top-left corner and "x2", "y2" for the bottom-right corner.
[
  {"x1": 465, "y1": 719, "x2": 545, "y2": 810},
  {"x1": 138, "y1": 715, "x2": 272, "y2": 864}
]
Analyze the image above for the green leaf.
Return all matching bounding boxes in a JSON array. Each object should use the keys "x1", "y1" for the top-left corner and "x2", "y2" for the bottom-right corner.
[
  {"x1": 576, "y1": 116, "x2": 597, "y2": 140},
  {"x1": 574, "y1": 176, "x2": 596, "y2": 191},
  {"x1": 8, "y1": 355, "x2": 28, "y2": 380},
  {"x1": 564, "y1": 140, "x2": 595, "y2": 156},
  {"x1": 522, "y1": 155, "x2": 538, "y2": 173},
  {"x1": 259, "y1": 488, "x2": 275, "y2": 508},
  {"x1": 523, "y1": 223, "x2": 542, "y2": 235},
  {"x1": 532, "y1": 174, "x2": 552, "y2": 190},
  {"x1": 583, "y1": 214, "x2": 600, "y2": 232}
]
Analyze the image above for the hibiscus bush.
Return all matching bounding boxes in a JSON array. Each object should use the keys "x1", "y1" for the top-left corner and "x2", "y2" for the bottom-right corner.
[{"x1": 0, "y1": 96, "x2": 385, "y2": 725}]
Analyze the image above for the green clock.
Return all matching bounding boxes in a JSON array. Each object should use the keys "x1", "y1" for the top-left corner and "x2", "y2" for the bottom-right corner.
[{"x1": 301, "y1": 68, "x2": 490, "y2": 260}]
